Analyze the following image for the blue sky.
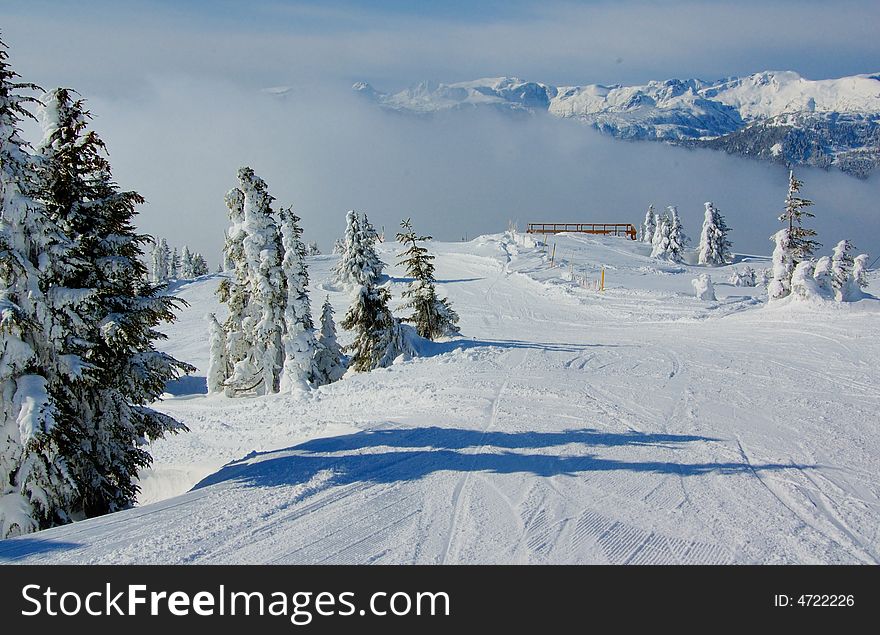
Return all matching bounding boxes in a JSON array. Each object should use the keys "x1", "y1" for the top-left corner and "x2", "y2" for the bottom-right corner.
[{"x1": 6, "y1": 0, "x2": 879, "y2": 93}]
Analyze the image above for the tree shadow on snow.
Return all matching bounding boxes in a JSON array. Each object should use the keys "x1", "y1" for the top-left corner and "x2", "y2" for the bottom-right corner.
[
  {"x1": 415, "y1": 338, "x2": 631, "y2": 356},
  {"x1": 0, "y1": 537, "x2": 82, "y2": 562},
  {"x1": 388, "y1": 276, "x2": 485, "y2": 285},
  {"x1": 193, "y1": 426, "x2": 807, "y2": 493}
]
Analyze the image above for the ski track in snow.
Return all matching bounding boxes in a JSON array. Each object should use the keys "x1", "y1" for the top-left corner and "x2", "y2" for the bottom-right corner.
[{"x1": 2, "y1": 232, "x2": 879, "y2": 564}]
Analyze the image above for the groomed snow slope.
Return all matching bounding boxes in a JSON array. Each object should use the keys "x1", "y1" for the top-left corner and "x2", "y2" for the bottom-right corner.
[{"x1": 2, "y1": 234, "x2": 879, "y2": 564}]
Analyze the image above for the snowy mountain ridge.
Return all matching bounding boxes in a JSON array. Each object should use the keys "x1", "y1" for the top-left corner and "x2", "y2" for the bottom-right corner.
[{"x1": 353, "y1": 71, "x2": 880, "y2": 177}]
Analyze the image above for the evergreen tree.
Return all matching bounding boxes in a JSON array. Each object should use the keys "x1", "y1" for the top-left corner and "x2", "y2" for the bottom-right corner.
[
  {"x1": 332, "y1": 237, "x2": 345, "y2": 255},
  {"x1": 396, "y1": 218, "x2": 460, "y2": 340},
  {"x1": 697, "y1": 202, "x2": 731, "y2": 266},
  {"x1": 780, "y1": 170, "x2": 819, "y2": 263},
  {"x1": 217, "y1": 187, "x2": 252, "y2": 395},
  {"x1": 170, "y1": 247, "x2": 180, "y2": 280},
  {"x1": 334, "y1": 210, "x2": 384, "y2": 287},
  {"x1": 0, "y1": 42, "x2": 74, "y2": 537},
  {"x1": 812, "y1": 256, "x2": 833, "y2": 296},
  {"x1": 360, "y1": 213, "x2": 384, "y2": 279},
  {"x1": 180, "y1": 245, "x2": 194, "y2": 279},
  {"x1": 667, "y1": 205, "x2": 686, "y2": 263},
  {"x1": 149, "y1": 239, "x2": 164, "y2": 284},
  {"x1": 305, "y1": 241, "x2": 321, "y2": 256},
  {"x1": 35, "y1": 86, "x2": 192, "y2": 519},
  {"x1": 768, "y1": 228, "x2": 794, "y2": 300},
  {"x1": 341, "y1": 281, "x2": 410, "y2": 372},
  {"x1": 313, "y1": 296, "x2": 346, "y2": 384},
  {"x1": 642, "y1": 205, "x2": 656, "y2": 244},
  {"x1": 206, "y1": 313, "x2": 227, "y2": 394},
  {"x1": 650, "y1": 214, "x2": 673, "y2": 259},
  {"x1": 790, "y1": 261, "x2": 824, "y2": 301},
  {"x1": 830, "y1": 240, "x2": 857, "y2": 302},
  {"x1": 278, "y1": 206, "x2": 320, "y2": 393},
  {"x1": 191, "y1": 252, "x2": 208, "y2": 277},
  {"x1": 852, "y1": 254, "x2": 869, "y2": 295},
  {"x1": 158, "y1": 238, "x2": 171, "y2": 282},
  {"x1": 236, "y1": 167, "x2": 284, "y2": 395}
]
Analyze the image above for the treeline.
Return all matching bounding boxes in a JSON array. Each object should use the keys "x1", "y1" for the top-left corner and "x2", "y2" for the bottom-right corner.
[{"x1": 207, "y1": 169, "x2": 459, "y2": 397}]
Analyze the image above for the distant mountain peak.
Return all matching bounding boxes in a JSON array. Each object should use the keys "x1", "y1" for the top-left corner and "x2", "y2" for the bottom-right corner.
[{"x1": 353, "y1": 71, "x2": 880, "y2": 177}]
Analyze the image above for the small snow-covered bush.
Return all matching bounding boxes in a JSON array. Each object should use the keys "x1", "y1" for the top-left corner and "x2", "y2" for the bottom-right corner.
[
  {"x1": 692, "y1": 274, "x2": 716, "y2": 301},
  {"x1": 790, "y1": 261, "x2": 827, "y2": 301},
  {"x1": 728, "y1": 266, "x2": 756, "y2": 287}
]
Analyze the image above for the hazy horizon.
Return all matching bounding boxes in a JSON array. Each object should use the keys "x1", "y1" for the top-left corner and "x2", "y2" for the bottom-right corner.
[{"x1": 4, "y1": 0, "x2": 879, "y2": 263}]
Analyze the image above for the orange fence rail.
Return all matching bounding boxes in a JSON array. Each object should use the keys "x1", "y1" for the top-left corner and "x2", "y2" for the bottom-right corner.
[{"x1": 526, "y1": 222, "x2": 637, "y2": 240}]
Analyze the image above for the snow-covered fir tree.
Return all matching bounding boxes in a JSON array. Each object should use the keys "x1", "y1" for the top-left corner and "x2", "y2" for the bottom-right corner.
[
  {"x1": 779, "y1": 170, "x2": 819, "y2": 263},
  {"x1": 341, "y1": 280, "x2": 412, "y2": 372},
  {"x1": 334, "y1": 210, "x2": 384, "y2": 287},
  {"x1": 180, "y1": 245, "x2": 194, "y2": 279},
  {"x1": 728, "y1": 266, "x2": 756, "y2": 287},
  {"x1": 313, "y1": 296, "x2": 346, "y2": 384},
  {"x1": 232, "y1": 167, "x2": 285, "y2": 395},
  {"x1": 396, "y1": 218, "x2": 460, "y2": 340},
  {"x1": 830, "y1": 240, "x2": 859, "y2": 302},
  {"x1": 790, "y1": 261, "x2": 824, "y2": 301},
  {"x1": 150, "y1": 237, "x2": 171, "y2": 284},
  {"x1": 305, "y1": 241, "x2": 321, "y2": 256},
  {"x1": 205, "y1": 313, "x2": 227, "y2": 394},
  {"x1": 813, "y1": 256, "x2": 833, "y2": 296},
  {"x1": 191, "y1": 252, "x2": 208, "y2": 277},
  {"x1": 278, "y1": 206, "x2": 320, "y2": 393},
  {"x1": 332, "y1": 237, "x2": 345, "y2": 255},
  {"x1": 667, "y1": 205, "x2": 686, "y2": 262},
  {"x1": 34, "y1": 86, "x2": 192, "y2": 520},
  {"x1": 0, "y1": 45, "x2": 74, "y2": 537},
  {"x1": 170, "y1": 247, "x2": 180, "y2": 280},
  {"x1": 768, "y1": 228, "x2": 794, "y2": 300},
  {"x1": 852, "y1": 254, "x2": 869, "y2": 297},
  {"x1": 650, "y1": 214, "x2": 673, "y2": 259},
  {"x1": 697, "y1": 202, "x2": 731, "y2": 266},
  {"x1": 360, "y1": 213, "x2": 384, "y2": 280},
  {"x1": 217, "y1": 186, "x2": 251, "y2": 395},
  {"x1": 642, "y1": 205, "x2": 656, "y2": 244}
]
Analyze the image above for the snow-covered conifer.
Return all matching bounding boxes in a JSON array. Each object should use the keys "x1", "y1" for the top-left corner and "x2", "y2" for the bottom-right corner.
[
  {"x1": 278, "y1": 206, "x2": 320, "y2": 393},
  {"x1": 698, "y1": 202, "x2": 731, "y2": 266},
  {"x1": 235, "y1": 167, "x2": 285, "y2": 394},
  {"x1": 779, "y1": 170, "x2": 819, "y2": 263},
  {"x1": 170, "y1": 247, "x2": 180, "y2": 280},
  {"x1": 831, "y1": 240, "x2": 857, "y2": 302},
  {"x1": 206, "y1": 313, "x2": 227, "y2": 394},
  {"x1": 852, "y1": 254, "x2": 869, "y2": 296},
  {"x1": 334, "y1": 210, "x2": 384, "y2": 287},
  {"x1": 790, "y1": 261, "x2": 825, "y2": 301},
  {"x1": 313, "y1": 296, "x2": 346, "y2": 384},
  {"x1": 768, "y1": 228, "x2": 794, "y2": 300},
  {"x1": 216, "y1": 186, "x2": 251, "y2": 394},
  {"x1": 0, "y1": 44, "x2": 74, "y2": 537},
  {"x1": 650, "y1": 214, "x2": 673, "y2": 259},
  {"x1": 180, "y1": 245, "x2": 194, "y2": 279},
  {"x1": 692, "y1": 274, "x2": 716, "y2": 301},
  {"x1": 642, "y1": 205, "x2": 656, "y2": 244},
  {"x1": 396, "y1": 218, "x2": 460, "y2": 340},
  {"x1": 191, "y1": 253, "x2": 208, "y2": 277},
  {"x1": 341, "y1": 278, "x2": 413, "y2": 372},
  {"x1": 812, "y1": 256, "x2": 833, "y2": 295},
  {"x1": 667, "y1": 205, "x2": 686, "y2": 262},
  {"x1": 305, "y1": 241, "x2": 321, "y2": 256},
  {"x1": 332, "y1": 237, "x2": 345, "y2": 255},
  {"x1": 34, "y1": 86, "x2": 192, "y2": 519}
]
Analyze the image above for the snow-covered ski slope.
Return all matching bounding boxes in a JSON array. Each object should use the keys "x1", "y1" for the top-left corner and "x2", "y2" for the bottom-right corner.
[{"x1": 2, "y1": 233, "x2": 879, "y2": 564}]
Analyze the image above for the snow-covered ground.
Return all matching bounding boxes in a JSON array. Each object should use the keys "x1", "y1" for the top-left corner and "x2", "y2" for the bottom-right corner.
[{"x1": 2, "y1": 233, "x2": 878, "y2": 564}]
